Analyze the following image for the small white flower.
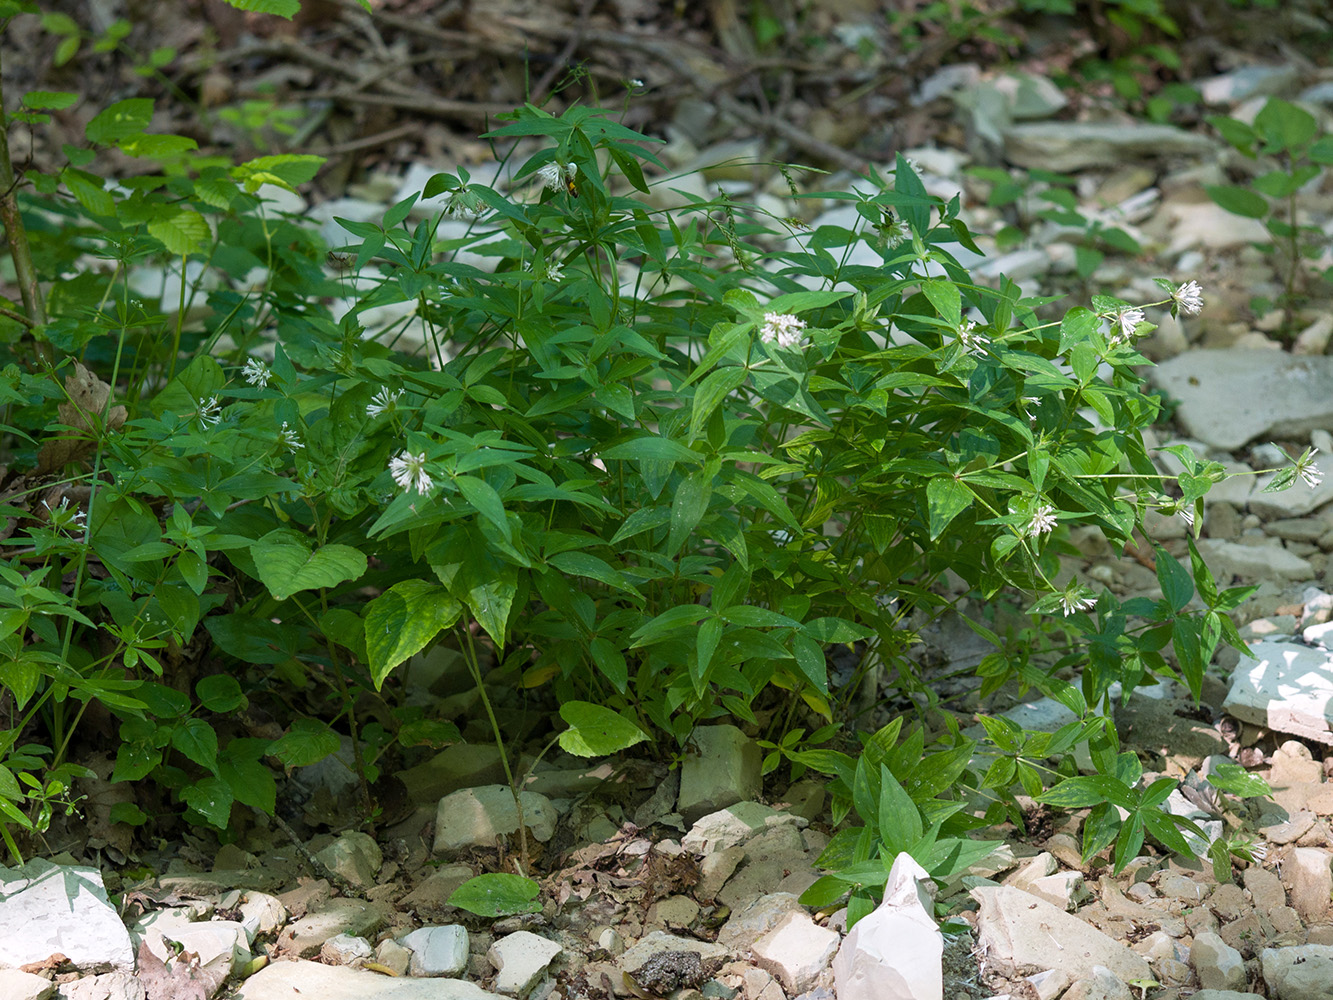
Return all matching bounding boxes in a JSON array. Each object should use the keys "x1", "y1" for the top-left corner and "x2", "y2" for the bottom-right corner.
[
  {"x1": 957, "y1": 319, "x2": 988, "y2": 354},
  {"x1": 42, "y1": 498, "x2": 85, "y2": 531},
  {"x1": 897, "y1": 156, "x2": 922, "y2": 177},
  {"x1": 878, "y1": 214, "x2": 909, "y2": 250},
  {"x1": 1060, "y1": 587, "x2": 1096, "y2": 617},
  {"x1": 196, "y1": 396, "x2": 222, "y2": 429},
  {"x1": 1025, "y1": 503, "x2": 1058, "y2": 538},
  {"x1": 1178, "y1": 502, "x2": 1195, "y2": 528},
  {"x1": 389, "y1": 450, "x2": 433, "y2": 495},
  {"x1": 445, "y1": 190, "x2": 487, "y2": 221},
  {"x1": 1109, "y1": 307, "x2": 1145, "y2": 346},
  {"x1": 1297, "y1": 447, "x2": 1323, "y2": 489},
  {"x1": 1022, "y1": 396, "x2": 1041, "y2": 424},
  {"x1": 1173, "y1": 280, "x2": 1204, "y2": 317},
  {"x1": 630, "y1": 78, "x2": 645, "y2": 89},
  {"x1": 537, "y1": 160, "x2": 577, "y2": 192},
  {"x1": 279, "y1": 422, "x2": 303, "y2": 450},
  {"x1": 545, "y1": 260, "x2": 564, "y2": 282},
  {"x1": 242, "y1": 358, "x2": 271, "y2": 388},
  {"x1": 760, "y1": 312, "x2": 808, "y2": 350},
  {"x1": 367, "y1": 387, "x2": 402, "y2": 418}
]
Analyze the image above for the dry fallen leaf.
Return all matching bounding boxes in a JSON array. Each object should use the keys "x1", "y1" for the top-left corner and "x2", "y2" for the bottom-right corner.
[
  {"x1": 136, "y1": 937, "x2": 225, "y2": 1000},
  {"x1": 37, "y1": 362, "x2": 127, "y2": 474}
]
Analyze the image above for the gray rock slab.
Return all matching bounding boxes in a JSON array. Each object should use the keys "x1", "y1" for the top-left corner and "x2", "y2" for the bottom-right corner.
[
  {"x1": 971, "y1": 885, "x2": 1151, "y2": 982},
  {"x1": 401, "y1": 925, "x2": 469, "y2": 977},
  {"x1": 433, "y1": 786, "x2": 557, "y2": 854},
  {"x1": 314, "y1": 832, "x2": 382, "y2": 890},
  {"x1": 0, "y1": 860, "x2": 134, "y2": 972},
  {"x1": 1198, "y1": 540, "x2": 1314, "y2": 583},
  {"x1": 619, "y1": 930, "x2": 730, "y2": 973},
  {"x1": 276, "y1": 900, "x2": 384, "y2": 959},
  {"x1": 233, "y1": 958, "x2": 506, "y2": 999},
  {"x1": 397, "y1": 744, "x2": 510, "y2": 805},
  {"x1": 1003, "y1": 122, "x2": 1215, "y2": 172},
  {"x1": 682, "y1": 801, "x2": 806, "y2": 855},
  {"x1": 751, "y1": 911, "x2": 840, "y2": 994},
  {"x1": 487, "y1": 931, "x2": 562, "y2": 996},
  {"x1": 678, "y1": 724, "x2": 762, "y2": 823},
  {"x1": 1261, "y1": 944, "x2": 1333, "y2": 1000},
  {"x1": 1150, "y1": 351, "x2": 1333, "y2": 450},
  {"x1": 0, "y1": 968, "x2": 56, "y2": 1000},
  {"x1": 55, "y1": 973, "x2": 146, "y2": 1000},
  {"x1": 1224, "y1": 640, "x2": 1333, "y2": 743}
]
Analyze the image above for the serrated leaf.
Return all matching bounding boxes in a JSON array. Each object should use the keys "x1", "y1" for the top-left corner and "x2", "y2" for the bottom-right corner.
[
  {"x1": 196, "y1": 674, "x2": 244, "y2": 713},
  {"x1": 221, "y1": 0, "x2": 300, "y2": 18},
  {"x1": 252, "y1": 540, "x2": 367, "y2": 601},
  {"x1": 172, "y1": 718, "x2": 219, "y2": 772},
  {"x1": 147, "y1": 208, "x2": 209, "y2": 256},
  {"x1": 364, "y1": 580, "x2": 462, "y2": 689},
  {"x1": 85, "y1": 98, "x2": 153, "y2": 144},
  {"x1": 558, "y1": 701, "x2": 648, "y2": 757},
  {"x1": 182, "y1": 776, "x2": 233, "y2": 828},
  {"x1": 269, "y1": 718, "x2": 340, "y2": 769}
]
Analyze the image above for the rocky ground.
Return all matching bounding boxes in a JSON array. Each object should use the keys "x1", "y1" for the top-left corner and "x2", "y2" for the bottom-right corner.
[{"x1": 10, "y1": 5, "x2": 1333, "y2": 1000}]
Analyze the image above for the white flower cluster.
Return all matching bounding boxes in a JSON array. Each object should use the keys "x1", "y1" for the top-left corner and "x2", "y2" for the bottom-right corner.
[
  {"x1": 957, "y1": 319, "x2": 988, "y2": 354},
  {"x1": 537, "y1": 160, "x2": 578, "y2": 192},
  {"x1": 1025, "y1": 503, "x2": 1057, "y2": 538},
  {"x1": 196, "y1": 396, "x2": 222, "y2": 429},
  {"x1": 242, "y1": 358, "x2": 271, "y2": 388},
  {"x1": 445, "y1": 190, "x2": 487, "y2": 221},
  {"x1": 390, "y1": 451, "x2": 433, "y2": 495},
  {"x1": 1173, "y1": 280, "x2": 1204, "y2": 317},
  {"x1": 760, "y1": 312, "x2": 807, "y2": 350},
  {"x1": 1298, "y1": 448, "x2": 1323, "y2": 489},
  {"x1": 367, "y1": 387, "x2": 402, "y2": 418},
  {"x1": 1109, "y1": 308, "x2": 1145, "y2": 347}
]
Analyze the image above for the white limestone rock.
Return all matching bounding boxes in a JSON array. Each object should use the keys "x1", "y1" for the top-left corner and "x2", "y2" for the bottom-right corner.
[{"x1": 0, "y1": 860, "x2": 134, "y2": 972}]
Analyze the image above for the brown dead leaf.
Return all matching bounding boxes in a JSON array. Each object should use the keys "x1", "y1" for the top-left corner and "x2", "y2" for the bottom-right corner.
[
  {"x1": 18, "y1": 952, "x2": 69, "y2": 976},
  {"x1": 136, "y1": 938, "x2": 224, "y2": 1000},
  {"x1": 37, "y1": 362, "x2": 127, "y2": 474}
]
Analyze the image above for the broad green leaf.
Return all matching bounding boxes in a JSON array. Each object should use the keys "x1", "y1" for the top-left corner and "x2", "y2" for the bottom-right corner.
[
  {"x1": 147, "y1": 209, "x2": 209, "y2": 256},
  {"x1": 196, "y1": 674, "x2": 244, "y2": 714},
  {"x1": 365, "y1": 581, "x2": 463, "y2": 689},
  {"x1": 690, "y1": 367, "x2": 748, "y2": 440},
  {"x1": 548, "y1": 551, "x2": 642, "y2": 598},
  {"x1": 923, "y1": 279, "x2": 961, "y2": 327},
  {"x1": 113, "y1": 742, "x2": 161, "y2": 782},
  {"x1": 269, "y1": 718, "x2": 340, "y2": 769},
  {"x1": 1255, "y1": 98, "x2": 1317, "y2": 153},
  {"x1": 666, "y1": 469, "x2": 712, "y2": 556},
  {"x1": 171, "y1": 718, "x2": 219, "y2": 773},
  {"x1": 182, "y1": 776, "x2": 233, "y2": 828},
  {"x1": 589, "y1": 637, "x2": 628, "y2": 692},
  {"x1": 449, "y1": 874, "x2": 541, "y2": 917},
  {"x1": 1205, "y1": 185, "x2": 1268, "y2": 219},
  {"x1": 252, "y1": 540, "x2": 367, "y2": 601},
  {"x1": 23, "y1": 90, "x2": 77, "y2": 110},
  {"x1": 558, "y1": 701, "x2": 648, "y2": 757},
  {"x1": 219, "y1": 740, "x2": 277, "y2": 815},
  {"x1": 1154, "y1": 546, "x2": 1193, "y2": 613},
  {"x1": 1206, "y1": 761, "x2": 1272, "y2": 798},
  {"x1": 926, "y1": 476, "x2": 974, "y2": 540},
  {"x1": 878, "y1": 764, "x2": 922, "y2": 855},
  {"x1": 397, "y1": 719, "x2": 463, "y2": 749},
  {"x1": 601, "y1": 436, "x2": 702, "y2": 465},
  {"x1": 222, "y1": 0, "x2": 300, "y2": 19},
  {"x1": 85, "y1": 98, "x2": 154, "y2": 144}
]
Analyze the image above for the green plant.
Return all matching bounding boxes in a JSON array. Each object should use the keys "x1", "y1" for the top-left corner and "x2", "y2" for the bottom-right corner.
[
  {"x1": 0, "y1": 0, "x2": 1317, "y2": 926},
  {"x1": 1206, "y1": 97, "x2": 1333, "y2": 332}
]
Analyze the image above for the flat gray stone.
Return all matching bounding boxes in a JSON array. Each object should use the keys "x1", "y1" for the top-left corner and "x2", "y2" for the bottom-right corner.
[
  {"x1": 1261, "y1": 944, "x2": 1333, "y2": 1000},
  {"x1": 276, "y1": 900, "x2": 383, "y2": 959},
  {"x1": 1197, "y1": 540, "x2": 1314, "y2": 583},
  {"x1": 314, "y1": 832, "x2": 382, "y2": 890},
  {"x1": 678, "y1": 725, "x2": 762, "y2": 823},
  {"x1": 233, "y1": 958, "x2": 505, "y2": 999},
  {"x1": 1003, "y1": 122, "x2": 1215, "y2": 172},
  {"x1": 487, "y1": 931, "x2": 562, "y2": 996},
  {"x1": 1150, "y1": 351, "x2": 1333, "y2": 451},
  {"x1": 1223, "y1": 640, "x2": 1333, "y2": 743},
  {"x1": 401, "y1": 925, "x2": 468, "y2": 977},
  {"x1": 55, "y1": 973, "x2": 145, "y2": 1000},
  {"x1": 0, "y1": 860, "x2": 134, "y2": 972},
  {"x1": 432, "y1": 786, "x2": 557, "y2": 855},
  {"x1": 971, "y1": 885, "x2": 1150, "y2": 982},
  {"x1": 682, "y1": 801, "x2": 806, "y2": 855}
]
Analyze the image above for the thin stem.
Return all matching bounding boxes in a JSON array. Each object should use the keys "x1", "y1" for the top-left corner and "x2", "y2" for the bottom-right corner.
[{"x1": 0, "y1": 42, "x2": 47, "y2": 333}]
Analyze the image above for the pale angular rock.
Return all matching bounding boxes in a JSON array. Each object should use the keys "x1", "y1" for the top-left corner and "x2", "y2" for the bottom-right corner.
[
  {"x1": 402, "y1": 925, "x2": 469, "y2": 977},
  {"x1": 0, "y1": 968, "x2": 56, "y2": 1000},
  {"x1": 1063, "y1": 966, "x2": 1133, "y2": 1000},
  {"x1": 1028, "y1": 871, "x2": 1086, "y2": 911},
  {"x1": 276, "y1": 900, "x2": 383, "y2": 959},
  {"x1": 696, "y1": 845, "x2": 745, "y2": 901},
  {"x1": 138, "y1": 921, "x2": 251, "y2": 980},
  {"x1": 321, "y1": 933, "x2": 373, "y2": 966},
  {"x1": 0, "y1": 860, "x2": 134, "y2": 972},
  {"x1": 718, "y1": 894, "x2": 807, "y2": 952},
  {"x1": 1199, "y1": 65, "x2": 1300, "y2": 104},
  {"x1": 487, "y1": 931, "x2": 562, "y2": 996},
  {"x1": 1027, "y1": 969, "x2": 1072, "y2": 1000},
  {"x1": 1004, "y1": 121, "x2": 1215, "y2": 172},
  {"x1": 433, "y1": 786, "x2": 557, "y2": 854},
  {"x1": 682, "y1": 802, "x2": 805, "y2": 855},
  {"x1": 1190, "y1": 993, "x2": 1264, "y2": 1000},
  {"x1": 834, "y1": 854, "x2": 941, "y2": 1000},
  {"x1": 678, "y1": 725, "x2": 762, "y2": 823},
  {"x1": 1192, "y1": 932, "x2": 1248, "y2": 992},
  {"x1": 400, "y1": 863, "x2": 473, "y2": 915},
  {"x1": 1261, "y1": 944, "x2": 1333, "y2": 1000},
  {"x1": 1224, "y1": 641, "x2": 1333, "y2": 743},
  {"x1": 232, "y1": 957, "x2": 505, "y2": 998},
  {"x1": 56, "y1": 973, "x2": 146, "y2": 1000},
  {"x1": 1150, "y1": 351, "x2": 1333, "y2": 451},
  {"x1": 314, "y1": 832, "x2": 382, "y2": 890},
  {"x1": 1198, "y1": 540, "x2": 1314, "y2": 583},
  {"x1": 971, "y1": 885, "x2": 1151, "y2": 982},
  {"x1": 377, "y1": 939, "x2": 413, "y2": 976},
  {"x1": 752, "y1": 911, "x2": 840, "y2": 994},
  {"x1": 620, "y1": 930, "x2": 730, "y2": 973},
  {"x1": 238, "y1": 892, "x2": 287, "y2": 942},
  {"x1": 1286, "y1": 847, "x2": 1333, "y2": 924}
]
